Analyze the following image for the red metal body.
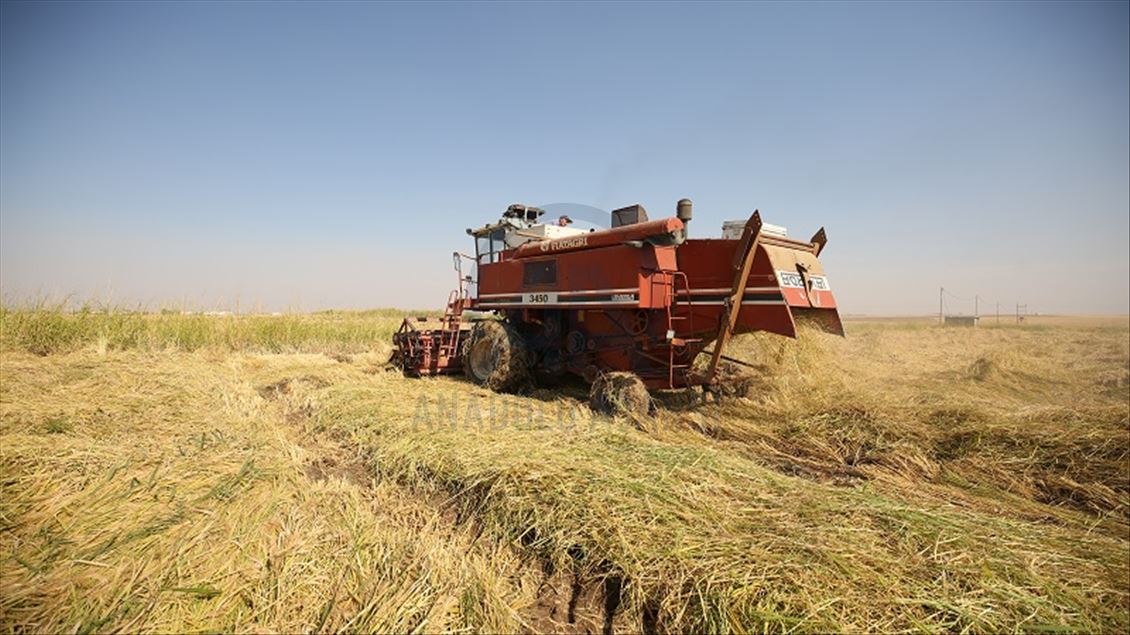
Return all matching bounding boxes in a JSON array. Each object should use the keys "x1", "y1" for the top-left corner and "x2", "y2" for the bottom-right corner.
[
  {"x1": 392, "y1": 204, "x2": 842, "y2": 390},
  {"x1": 470, "y1": 210, "x2": 843, "y2": 389}
]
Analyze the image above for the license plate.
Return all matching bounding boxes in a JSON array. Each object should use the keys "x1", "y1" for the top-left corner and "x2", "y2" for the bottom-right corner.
[{"x1": 523, "y1": 292, "x2": 558, "y2": 304}]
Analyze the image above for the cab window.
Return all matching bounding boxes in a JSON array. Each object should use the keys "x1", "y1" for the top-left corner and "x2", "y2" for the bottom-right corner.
[{"x1": 476, "y1": 229, "x2": 506, "y2": 264}]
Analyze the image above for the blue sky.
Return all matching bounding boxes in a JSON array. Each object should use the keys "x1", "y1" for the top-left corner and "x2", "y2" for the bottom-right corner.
[{"x1": 2, "y1": 1, "x2": 1127, "y2": 314}]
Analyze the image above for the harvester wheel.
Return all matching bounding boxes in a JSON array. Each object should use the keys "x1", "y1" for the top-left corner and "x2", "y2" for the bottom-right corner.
[
  {"x1": 463, "y1": 321, "x2": 530, "y2": 392},
  {"x1": 589, "y1": 372, "x2": 650, "y2": 418}
]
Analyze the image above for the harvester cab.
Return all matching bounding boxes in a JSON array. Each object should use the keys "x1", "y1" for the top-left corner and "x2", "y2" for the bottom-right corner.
[
  {"x1": 391, "y1": 199, "x2": 843, "y2": 415},
  {"x1": 466, "y1": 204, "x2": 591, "y2": 265}
]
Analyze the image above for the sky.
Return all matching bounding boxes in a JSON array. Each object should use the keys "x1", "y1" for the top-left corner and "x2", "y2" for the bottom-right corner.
[{"x1": 1, "y1": 1, "x2": 1127, "y2": 315}]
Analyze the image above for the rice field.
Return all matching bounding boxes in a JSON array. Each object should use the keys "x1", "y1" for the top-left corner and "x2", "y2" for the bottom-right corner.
[{"x1": 0, "y1": 309, "x2": 1127, "y2": 633}]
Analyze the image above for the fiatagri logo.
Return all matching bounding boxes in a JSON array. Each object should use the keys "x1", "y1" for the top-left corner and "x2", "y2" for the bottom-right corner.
[{"x1": 540, "y1": 235, "x2": 588, "y2": 252}]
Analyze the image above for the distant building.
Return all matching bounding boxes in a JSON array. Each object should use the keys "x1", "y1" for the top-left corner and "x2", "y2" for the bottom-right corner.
[{"x1": 944, "y1": 315, "x2": 979, "y2": 327}]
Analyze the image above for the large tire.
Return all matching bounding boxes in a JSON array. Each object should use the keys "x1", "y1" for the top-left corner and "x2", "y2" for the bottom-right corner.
[
  {"x1": 463, "y1": 321, "x2": 530, "y2": 392},
  {"x1": 589, "y1": 372, "x2": 650, "y2": 418}
]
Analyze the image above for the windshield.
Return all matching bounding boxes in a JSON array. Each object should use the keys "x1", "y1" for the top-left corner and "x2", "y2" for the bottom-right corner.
[{"x1": 476, "y1": 229, "x2": 506, "y2": 264}]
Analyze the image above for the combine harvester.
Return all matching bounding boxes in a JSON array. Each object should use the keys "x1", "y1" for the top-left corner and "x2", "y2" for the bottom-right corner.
[{"x1": 392, "y1": 199, "x2": 843, "y2": 415}]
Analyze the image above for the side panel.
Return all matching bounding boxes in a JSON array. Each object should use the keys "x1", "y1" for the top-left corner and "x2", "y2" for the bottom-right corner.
[
  {"x1": 675, "y1": 239, "x2": 796, "y2": 338},
  {"x1": 676, "y1": 238, "x2": 843, "y2": 337},
  {"x1": 476, "y1": 244, "x2": 674, "y2": 310}
]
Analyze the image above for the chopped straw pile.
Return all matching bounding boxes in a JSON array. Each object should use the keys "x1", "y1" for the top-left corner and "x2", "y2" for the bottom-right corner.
[{"x1": 1, "y1": 309, "x2": 1127, "y2": 632}]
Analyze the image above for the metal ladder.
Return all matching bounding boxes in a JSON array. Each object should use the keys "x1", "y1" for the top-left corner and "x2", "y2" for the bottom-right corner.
[
  {"x1": 437, "y1": 289, "x2": 466, "y2": 360},
  {"x1": 664, "y1": 270, "x2": 700, "y2": 388}
]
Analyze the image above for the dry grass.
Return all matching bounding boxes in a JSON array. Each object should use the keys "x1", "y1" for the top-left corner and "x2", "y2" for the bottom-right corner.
[
  {"x1": 0, "y1": 304, "x2": 422, "y2": 356},
  {"x1": 0, "y1": 349, "x2": 540, "y2": 633},
  {"x1": 0, "y1": 310, "x2": 1127, "y2": 633}
]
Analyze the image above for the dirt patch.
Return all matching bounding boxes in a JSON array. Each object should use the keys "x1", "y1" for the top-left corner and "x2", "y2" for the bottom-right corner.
[
  {"x1": 285, "y1": 403, "x2": 315, "y2": 425},
  {"x1": 525, "y1": 563, "x2": 616, "y2": 635},
  {"x1": 304, "y1": 455, "x2": 371, "y2": 488},
  {"x1": 256, "y1": 375, "x2": 369, "y2": 489}
]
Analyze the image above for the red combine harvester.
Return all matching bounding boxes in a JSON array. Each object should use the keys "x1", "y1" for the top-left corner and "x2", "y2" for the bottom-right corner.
[{"x1": 392, "y1": 199, "x2": 843, "y2": 414}]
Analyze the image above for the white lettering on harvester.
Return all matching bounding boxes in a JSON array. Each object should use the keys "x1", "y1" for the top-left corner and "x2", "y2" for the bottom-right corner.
[
  {"x1": 777, "y1": 271, "x2": 805, "y2": 288},
  {"x1": 540, "y1": 236, "x2": 588, "y2": 252}
]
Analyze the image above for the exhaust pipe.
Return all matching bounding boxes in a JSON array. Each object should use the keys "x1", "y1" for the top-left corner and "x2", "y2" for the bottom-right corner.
[
  {"x1": 676, "y1": 198, "x2": 692, "y2": 223},
  {"x1": 676, "y1": 198, "x2": 692, "y2": 239}
]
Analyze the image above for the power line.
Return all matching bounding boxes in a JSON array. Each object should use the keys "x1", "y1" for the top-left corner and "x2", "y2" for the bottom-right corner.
[{"x1": 938, "y1": 285, "x2": 1029, "y2": 325}]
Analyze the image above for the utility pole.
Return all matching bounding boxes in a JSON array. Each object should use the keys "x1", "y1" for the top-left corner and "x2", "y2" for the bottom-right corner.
[
  {"x1": 974, "y1": 295, "x2": 979, "y2": 318},
  {"x1": 939, "y1": 287, "x2": 944, "y2": 324}
]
